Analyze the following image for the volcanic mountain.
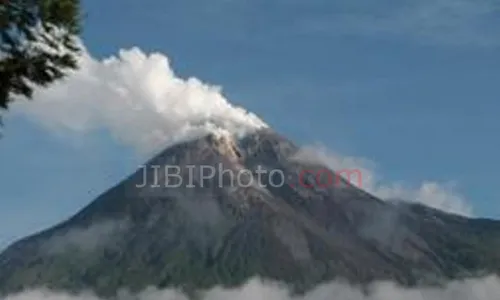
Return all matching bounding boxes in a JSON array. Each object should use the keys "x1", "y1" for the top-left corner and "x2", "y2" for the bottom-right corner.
[{"x1": 1, "y1": 129, "x2": 500, "y2": 297}]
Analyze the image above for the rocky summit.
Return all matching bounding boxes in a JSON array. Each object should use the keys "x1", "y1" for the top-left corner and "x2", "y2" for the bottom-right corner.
[{"x1": 1, "y1": 129, "x2": 500, "y2": 297}]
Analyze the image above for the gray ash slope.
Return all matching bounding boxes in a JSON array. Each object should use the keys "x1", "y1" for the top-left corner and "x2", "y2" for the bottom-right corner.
[{"x1": 1, "y1": 129, "x2": 500, "y2": 297}]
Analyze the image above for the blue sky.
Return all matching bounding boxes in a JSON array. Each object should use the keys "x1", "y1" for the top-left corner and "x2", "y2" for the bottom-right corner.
[{"x1": 1, "y1": 0, "x2": 499, "y2": 249}]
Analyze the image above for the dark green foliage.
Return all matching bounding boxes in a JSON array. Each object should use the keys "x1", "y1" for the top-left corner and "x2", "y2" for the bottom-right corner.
[{"x1": 0, "y1": 0, "x2": 81, "y2": 119}]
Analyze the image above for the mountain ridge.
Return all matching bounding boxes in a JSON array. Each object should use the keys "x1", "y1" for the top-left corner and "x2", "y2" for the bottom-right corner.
[{"x1": 1, "y1": 129, "x2": 500, "y2": 297}]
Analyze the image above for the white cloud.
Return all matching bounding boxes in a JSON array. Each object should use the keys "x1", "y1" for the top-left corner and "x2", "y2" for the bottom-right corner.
[
  {"x1": 41, "y1": 219, "x2": 130, "y2": 254},
  {"x1": 292, "y1": 145, "x2": 473, "y2": 217},
  {"x1": 5, "y1": 276, "x2": 500, "y2": 300},
  {"x1": 11, "y1": 44, "x2": 267, "y2": 155},
  {"x1": 299, "y1": 0, "x2": 500, "y2": 47},
  {"x1": 162, "y1": 0, "x2": 500, "y2": 47},
  {"x1": 375, "y1": 182, "x2": 472, "y2": 217}
]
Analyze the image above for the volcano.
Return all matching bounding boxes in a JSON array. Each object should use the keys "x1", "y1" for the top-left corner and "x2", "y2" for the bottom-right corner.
[{"x1": 1, "y1": 129, "x2": 500, "y2": 297}]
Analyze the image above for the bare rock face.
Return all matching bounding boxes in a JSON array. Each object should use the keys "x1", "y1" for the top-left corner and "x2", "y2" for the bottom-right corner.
[{"x1": 1, "y1": 129, "x2": 500, "y2": 297}]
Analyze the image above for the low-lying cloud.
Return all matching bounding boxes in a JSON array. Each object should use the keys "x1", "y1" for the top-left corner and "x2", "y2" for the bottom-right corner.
[
  {"x1": 41, "y1": 219, "x2": 130, "y2": 254},
  {"x1": 292, "y1": 145, "x2": 473, "y2": 217},
  {"x1": 4, "y1": 276, "x2": 500, "y2": 300}
]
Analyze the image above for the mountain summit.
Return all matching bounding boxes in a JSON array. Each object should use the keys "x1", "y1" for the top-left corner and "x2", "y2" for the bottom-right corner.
[{"x1": 1, "y1": 130, "x2": 500, "y2": 297}]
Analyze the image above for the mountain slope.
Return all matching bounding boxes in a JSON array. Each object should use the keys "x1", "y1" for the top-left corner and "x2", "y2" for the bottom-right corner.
[{"x1": 1, "y1": 130, "x2": 500, "y2": 297}]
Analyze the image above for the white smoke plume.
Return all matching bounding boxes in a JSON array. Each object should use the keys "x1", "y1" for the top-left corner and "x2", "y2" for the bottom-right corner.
[
  {"x1": 11, "y1": 44, "x2": 268, "y2": 155},
  {"x1": 9, "y1": 43, "x2": 472, "y2": 218},
  {"x1": 4, "y1": 276, "x2": 500, "y2": 300}
]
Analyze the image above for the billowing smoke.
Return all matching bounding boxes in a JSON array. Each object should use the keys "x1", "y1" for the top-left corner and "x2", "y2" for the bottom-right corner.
[
  {"x1": 4, "y1": 276, "x2": 500, "y2": 300},
  {"x1": 9, "y1": 42, "x2": 472, "y2": 217},
  {"x1": 11, "y1": 44, "x2": 268, "y2": 155}
]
